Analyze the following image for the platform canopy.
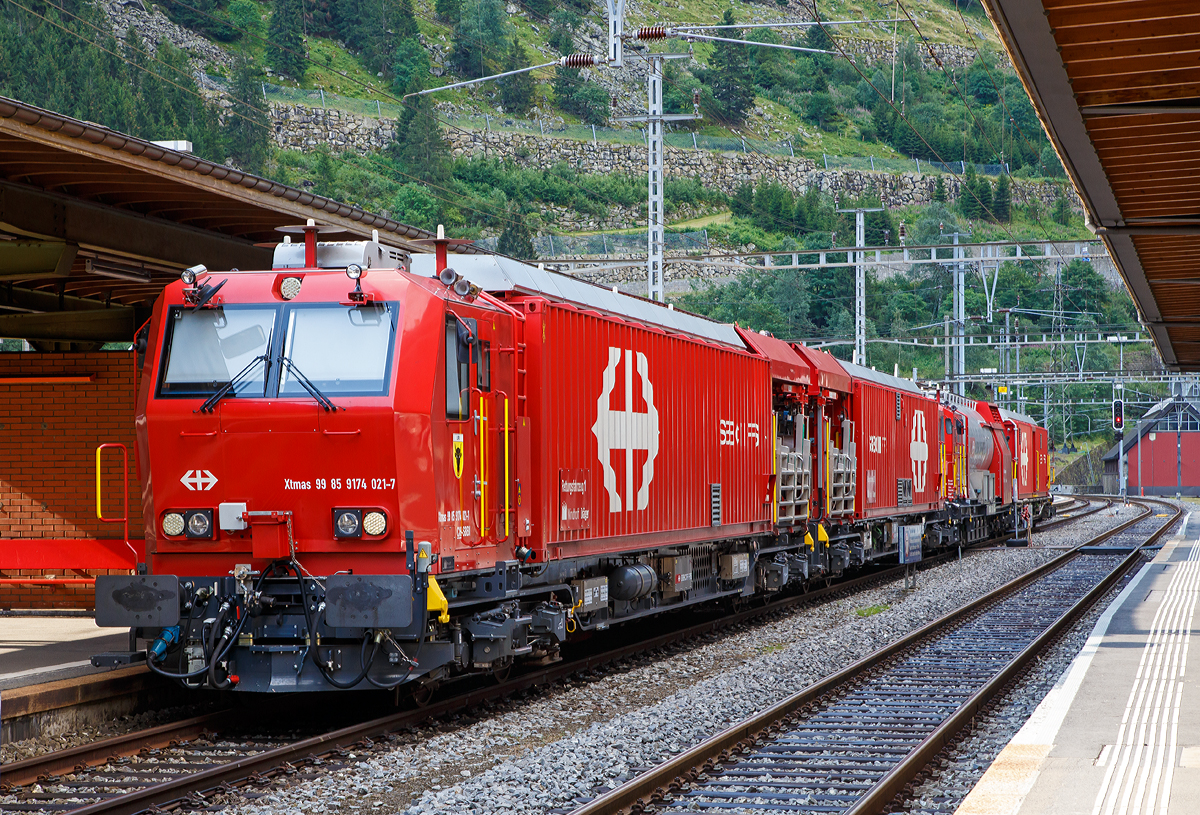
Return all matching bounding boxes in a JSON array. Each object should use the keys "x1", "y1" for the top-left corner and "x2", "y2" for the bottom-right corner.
[
  {"x1": 0, "y1": 95, "x2": 483, "y2": 347},
  {"x1": 983, "y1": 0, "x2": 1200, "y2": 370}
]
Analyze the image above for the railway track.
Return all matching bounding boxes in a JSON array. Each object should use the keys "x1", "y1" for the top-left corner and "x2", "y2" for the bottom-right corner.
[
  {"x1": 566, "y1": 498, "x2": 1181, "y2": 815},
  {"x1": 0, "y1": 501, "x2": 1124, "y2": 815},
  {"x1": 0, "y1": 551, "x2": 975, "y2": 815},
  {"x1": 1034, "y1": 496, "x2": 1111, "y2": 531}
]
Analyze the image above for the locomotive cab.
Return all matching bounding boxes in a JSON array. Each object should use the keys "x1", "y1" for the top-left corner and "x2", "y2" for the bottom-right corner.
[{"x1": 96, "y1": 226, "x2": 494, "y2": 690}]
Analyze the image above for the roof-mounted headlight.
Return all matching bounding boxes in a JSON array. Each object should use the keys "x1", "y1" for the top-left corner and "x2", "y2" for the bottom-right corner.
[
  {"x1": 181, "y1": 265, "x2": 206, "y2": 286},
  {"x1": 346, "y1": 264, "x2": 363, "y2": 280},
  {"x1": 280, "y1": 276, "x2": 302, "y2": 300}
]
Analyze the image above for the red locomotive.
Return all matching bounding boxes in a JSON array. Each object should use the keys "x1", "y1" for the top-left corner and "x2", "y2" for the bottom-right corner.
[{"x1": 93, "y1": 225, "x2": 1051, "y2": 693}]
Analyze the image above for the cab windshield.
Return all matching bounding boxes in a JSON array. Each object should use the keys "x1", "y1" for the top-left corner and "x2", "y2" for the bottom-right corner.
[
  {"x1": 280, "y1": 303, "x2": 395, "y2": 396},
  {"x1": 158, "y1": 302, "x2": 397, "y2": 399},
  {"x1": 159, "y1": 306, "x2": 275, "y2": 396}
]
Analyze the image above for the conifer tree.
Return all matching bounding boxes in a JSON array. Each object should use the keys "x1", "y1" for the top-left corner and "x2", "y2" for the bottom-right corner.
[
  {"x1": 436, "y1": 0, "x2": 462, "y2": 24},
  {"x1": 268, "y1": 0, "x2": 307, "y2": 81},
  {"x1": 731, "y1": 183, "x2": 754, "y2": 217},
  {"x1": 225, "y1": 57, "x2": 270, "y2": 173},
  {"x1": 547, "y1": 9, "x2": 580, "y2": 55},
  {"x1": 395, "y1": 0, "x2": 420, "y2": 40},
  {"x1": 499, "y1": 38, "x2": 534, "y2": 116},
  {"x1": 393, "y1": 38, "x2": 430, "y2": 97},
  {"x1": 1053, "y1": 189, "x2": 1071, "y2": 225},
  {"x1": 709, "y1": 11, "x2": 755, "y2": 123},
  {"x1": 890, "y1": 115, "x2": 923, "y2": 159},
  {"x1": 392, "y1": 0, "x2": 429, "y2": 97},
  {"x1": 960, "y1": 167, "x2": 982, "y2": 219},
  {"x1": 553, "y1": 68, "x2": 607, "y2": 125},
  {"x1": 524, "y1": 0, "x2": 551, "y2": 19},
  {"x1": 993, "y1": 174, "x2": 1011, "y2": 222},
  {"x1": 976, "y1": 177, "x2": 994, "y2": 221},
  {"x1": 450, "y1": 0, "x2": 510, "y2": 78},
  {"x1": 498, "y1": 213, "x2": 536, "y2": 259},
  {"x1": 395, "y1": 91, "x2": 449, "y2": 186},
  {"x1": 933, "y1": 175, "x2": 946, "y2": 202}
]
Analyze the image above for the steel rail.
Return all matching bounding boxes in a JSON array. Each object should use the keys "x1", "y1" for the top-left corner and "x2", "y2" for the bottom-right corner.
[
  {"x1": 1, "y1": 505, "x2": 1111, "y2": 812},
  {"x1": 567, "y1": 497, "x2": 1178, "y2": 815},
  {"x1": 845, "y1": 498, "x2": 1180, "y2": 815},
  {"x1": 1035, "y1": 497, "x2": 1112, "y2": 531},
  {"x1": 0, "y1": 710, "x2": 236, "y2": 790}
]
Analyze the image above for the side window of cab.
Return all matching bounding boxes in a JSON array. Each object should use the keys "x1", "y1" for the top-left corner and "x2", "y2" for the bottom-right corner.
[{"x1": 445, "y1": 317, "x2": 471, "y2": 420}]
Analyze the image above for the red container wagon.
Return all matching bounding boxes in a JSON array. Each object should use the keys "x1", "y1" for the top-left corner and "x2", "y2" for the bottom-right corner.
[
  {"x1": 842, "y1": 362, "x2": 943, "y2": 521},
  {"x1": 999, "y1": 407, "x2": 1052, "y2": 521},
  {"x1": 935, "y1": 397, "x2": 1016, "y2": 543},
  {"x1": 520, "y1": 298, "x2": 775, "y2": 563}
]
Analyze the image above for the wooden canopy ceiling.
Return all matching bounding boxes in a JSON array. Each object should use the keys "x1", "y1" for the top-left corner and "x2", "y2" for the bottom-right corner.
[
  {"x1": 0, "y1": 95, "x2": 482, "y2": 346},
  {"x1": 983, "y1": 0, "x2": 1200, "y2": 370}
]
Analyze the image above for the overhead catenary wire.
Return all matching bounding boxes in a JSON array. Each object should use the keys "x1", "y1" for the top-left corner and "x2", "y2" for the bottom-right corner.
[
  {"x1": 794, "y1": 1, "x2": 1076, "y2": 275},
  {"x1": 889, "y1": 0, "x2": 1098, "y2": 327},
  {"x1": 63, "y1": 0, "x2": 646, "y2": 238}
]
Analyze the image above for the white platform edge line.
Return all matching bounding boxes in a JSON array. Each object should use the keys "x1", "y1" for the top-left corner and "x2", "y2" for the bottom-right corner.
[{"x1": 1012, "y1": 513, "x2": 1190, "y2": 747}]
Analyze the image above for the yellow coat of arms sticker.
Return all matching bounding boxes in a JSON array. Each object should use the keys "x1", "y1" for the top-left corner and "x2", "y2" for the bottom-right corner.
[{"x1": 452, "y1": 433, "x2": 464, "y2": 479}]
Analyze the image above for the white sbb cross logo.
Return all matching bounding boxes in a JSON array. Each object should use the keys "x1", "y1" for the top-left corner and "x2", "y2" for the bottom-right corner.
[
  {"x1": 592, "y1": 347, "x2": 660, "y2": 513},
  {"x1": 910, "y1": 411, "x2": 928, "y2": 493},
  {"x1": 1020, "y1": 432, "x2": 1030, "y2": 485},
  {"x1": 181, "y1": 469, "x2": 218, "y2": 491}
]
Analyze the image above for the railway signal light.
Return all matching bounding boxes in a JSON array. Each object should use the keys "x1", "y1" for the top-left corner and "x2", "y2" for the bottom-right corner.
[{"x1": 1113, "y1": 399, "x2": 1124, "y2": 431}]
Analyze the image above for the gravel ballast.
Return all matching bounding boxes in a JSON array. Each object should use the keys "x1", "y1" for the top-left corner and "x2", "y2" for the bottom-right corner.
[
  {"x1": 895, "y1": 501, "x2": 1189, "y2": 815},
  {"x1": 4, "y1": 500, "x2": 1168, "y2": 814},
  {"x1": 224, "y1": 549, "x2": 1071, "y2": 815}
]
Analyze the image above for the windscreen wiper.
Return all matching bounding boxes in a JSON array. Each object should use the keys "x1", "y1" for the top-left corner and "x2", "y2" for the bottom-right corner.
[
  {"x1": 196, "y1": 354, "x2": 269, "y2": 414},
  {"x1": 278, "y1": 356, "x2": 341, "y2": 412}
]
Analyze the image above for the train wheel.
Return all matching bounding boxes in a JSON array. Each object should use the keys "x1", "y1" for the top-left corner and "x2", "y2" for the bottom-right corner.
[
  {"x1": 491, "y1": 659, "x2": 513, "y2": 684},
  {"x1": 409, "y1": 679, "x2": 438, "y2": 707}
]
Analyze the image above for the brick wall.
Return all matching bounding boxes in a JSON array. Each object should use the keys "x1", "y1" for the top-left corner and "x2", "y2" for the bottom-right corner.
[{"x1": 0, "y1": 352, "x2": 143, "y2": 609}]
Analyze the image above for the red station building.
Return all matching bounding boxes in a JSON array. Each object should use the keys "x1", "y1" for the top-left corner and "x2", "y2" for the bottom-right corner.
[{"x1": 1103, "y1": 396, "x2": 1200, "y2": 497}]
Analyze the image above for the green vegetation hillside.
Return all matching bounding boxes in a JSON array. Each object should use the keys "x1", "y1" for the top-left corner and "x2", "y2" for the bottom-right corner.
[{"x1": 2, "y1": 0, "x2": 1156, "y2": 447}]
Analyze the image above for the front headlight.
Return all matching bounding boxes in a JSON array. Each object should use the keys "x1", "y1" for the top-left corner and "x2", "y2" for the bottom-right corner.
[
  {"x1": 280, "y1": 276, "x2": 303, "y2": 300},
  {"x1": 334, "y1": 509, "x2": 362, "y2": 538},
  {"x1": 184, "y1": 510, "x2": 213, "y2": 539},
  {"x1": 162, "y1": 513, "x2": 185, "y2": 537},
  {"x1": 363, "y1": 511, "x2": 387, "y2": 536}
]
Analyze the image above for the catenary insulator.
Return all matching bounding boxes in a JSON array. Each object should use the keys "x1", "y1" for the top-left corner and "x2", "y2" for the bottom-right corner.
[
  {"x1": 560, "y1": 54, "x2": 597, "y2": 68},
  {"x1": 636, "y1": 26, "x2": 667, "y2": 40}
]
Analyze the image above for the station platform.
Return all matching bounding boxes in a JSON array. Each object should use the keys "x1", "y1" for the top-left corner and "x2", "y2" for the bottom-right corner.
[
  {"x1": 958, "y1": 514, "x2": 1200, "y2": 815},
  {"x1": 0, "y1": 614, "x2": 130, "y2": 692}
]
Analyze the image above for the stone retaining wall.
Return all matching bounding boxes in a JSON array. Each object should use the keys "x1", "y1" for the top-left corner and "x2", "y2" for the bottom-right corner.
[
  {"x1": 842, "y1": 37, "x2": 978, "y2": 70},
  {"x1": 268, "y1": 104, "x2": 1077, "y2": 211}
]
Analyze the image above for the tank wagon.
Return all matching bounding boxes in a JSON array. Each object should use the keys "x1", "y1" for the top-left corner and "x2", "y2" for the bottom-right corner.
[{"x1": 93, "y1": 226, "x2": 1051, "y2": 693}]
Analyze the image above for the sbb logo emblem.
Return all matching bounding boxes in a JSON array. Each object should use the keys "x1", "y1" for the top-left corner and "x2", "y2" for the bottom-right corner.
[
  {"x1": 180, "y1": 469, "x2": 218, "y2": 491},
  {"x1": 910, "y1": 412, "x2": 928, "y2": 493},
  {"x1": 592, "y1": 347, "x2": 660, "y2": 513}
]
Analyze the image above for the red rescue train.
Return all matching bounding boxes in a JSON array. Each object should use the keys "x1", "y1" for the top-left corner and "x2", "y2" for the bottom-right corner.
[{"x1": 93, "y1": 227, "x2": 1051, "y2": 693}]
